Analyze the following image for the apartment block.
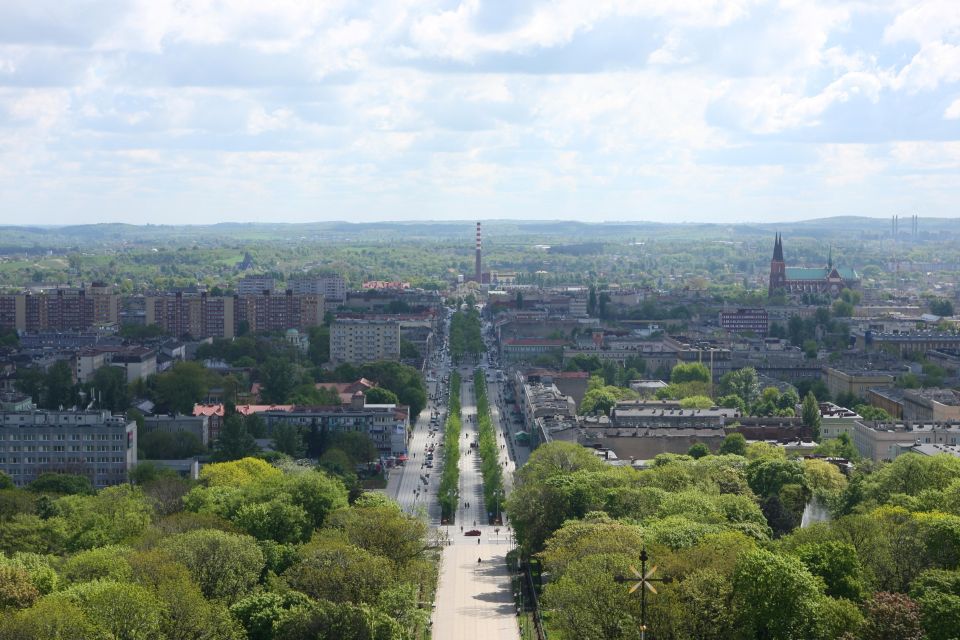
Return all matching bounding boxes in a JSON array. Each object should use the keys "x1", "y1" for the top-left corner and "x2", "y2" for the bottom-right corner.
[
  {"x1": 0, "y1": 284, "x2": 119, "y2": 332},
  {"x1": 330, "y1": 319, "x2": 400, "y2": 363},
  {"x1": 143, "y1": 291, "x2": 322, "y2": 339},
  {"x1": 719, "y1": 308, "x2": 769, "y2": 336},
  {"x1": 237, "y1": 276, "x2": 276, "y2": 296},
  {"x1": 235, "y1": 291, "x2": 324, "y2": 334},
  {"x1": 0, "y1": 410, "x2": 137, "y2": 488},
  {"x1": 145, "y1": 292, "x2": 236, "y2": 339},
  {"x1": 288, "y1": 275, "x2": 347, "y2": 302}
]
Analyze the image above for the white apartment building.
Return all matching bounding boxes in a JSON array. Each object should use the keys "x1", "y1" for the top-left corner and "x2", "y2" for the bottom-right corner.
[
  {"x1": 330, "y1": 319, "x2": 400, "y2": 364},
  {"x1": 237, "y1": 276, "x2": 276, "y2": 296},
  {"x1": 288, "y1": 276, "x2": 347, "y2": 303}
]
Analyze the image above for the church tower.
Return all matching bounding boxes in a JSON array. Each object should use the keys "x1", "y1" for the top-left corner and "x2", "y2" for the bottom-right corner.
[{"x1": 768, "y1": 233, "x2": 786, "y2": 296}]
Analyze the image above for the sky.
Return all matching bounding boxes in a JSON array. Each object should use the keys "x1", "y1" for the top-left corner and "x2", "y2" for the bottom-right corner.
[{"x1": 0, "y1": 0, "x2": 958, "y2": 225}]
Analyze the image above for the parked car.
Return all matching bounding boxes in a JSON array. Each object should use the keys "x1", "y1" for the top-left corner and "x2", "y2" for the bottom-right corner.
[{"x1": 464, "y1": 529, "x2": 481, "y2": 536}]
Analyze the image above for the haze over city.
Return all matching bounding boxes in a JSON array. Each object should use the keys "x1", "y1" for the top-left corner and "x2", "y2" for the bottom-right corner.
[{"x1": 1, "y1": 0, "x2": 958, "y2": 225}]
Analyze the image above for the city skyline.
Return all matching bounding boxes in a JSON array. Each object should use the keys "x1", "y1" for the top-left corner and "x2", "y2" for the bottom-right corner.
[{"x1": 1, "y1": 1, "x2": 958, "y2": 225}]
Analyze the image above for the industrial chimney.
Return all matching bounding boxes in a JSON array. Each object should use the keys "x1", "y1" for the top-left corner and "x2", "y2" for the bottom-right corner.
[{"x1": 475, "y1": 221, "x2": 482, "y2": 284}]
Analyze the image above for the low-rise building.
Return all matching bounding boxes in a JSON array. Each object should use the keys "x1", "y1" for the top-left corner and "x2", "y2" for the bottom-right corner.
[
  {"x1": 502, "y1": 338, "x2": 567, "y2": 363},
  {"x1": 819, "y1": 403, "x2": 863, "y2": 440},
  {"x1": 518, "y1": 383, "x2": 577, "y2": 430},
  {"x1": 75, "y1": 347, "x2": 158, "y2": 384},
  {"x1": 142, "y1": 414, "x2": 210, "y2": 447},
  {"x1": 611, "y1": 402, "x2": 732, "y2": 429},
  {"x1": 260, "y1": 392, "x2": 409, "y2": 457},
  {"x1": 0, "y1": 410, "x2": 136, "y2": 488},
  {"x1": 902, "y1": 389, "x2": 960, "y2": 422},
  {"x1": 824, "y1": 367, "x2": 896, "y2": 399},
  {"x1": 853, "y1": 421, "x2": 960, "y2": 462}
]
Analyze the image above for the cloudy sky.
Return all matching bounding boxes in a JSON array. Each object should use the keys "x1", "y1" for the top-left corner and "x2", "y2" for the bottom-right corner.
[{"x1": 0, "y1": 0, "x2": 958, "y2": 225}]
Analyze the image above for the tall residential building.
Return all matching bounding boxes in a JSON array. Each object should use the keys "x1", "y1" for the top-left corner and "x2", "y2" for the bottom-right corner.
[
  {"x1": 237, "y1": 276, "x2": 276, "y2": 296},
  {"x1": 0, "y1": 410, "x2": 137, "y2": 488},
  {"x1": 0, "y1": 284, "x2": 119, "y2": 332},
  {"x1": 330, "y1": 319, "x2": 400, "y2": 363},
  {"x1": 235, "y1": 291, "x2": 324, "y2": 334},
  {"x1": 144, "y1": 292, "x2": 236, "y2": 339},
  {"x1": 288, "y1": 276, "x2": 347, "y2": 303}
]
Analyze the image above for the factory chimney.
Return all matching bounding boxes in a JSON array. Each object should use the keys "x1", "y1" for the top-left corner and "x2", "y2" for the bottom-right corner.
[{"x1": 475, "y1": 222, "x2": 482, "y2": 284}]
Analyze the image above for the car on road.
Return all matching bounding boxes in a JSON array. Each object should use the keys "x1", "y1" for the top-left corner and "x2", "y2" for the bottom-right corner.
[{"x1": 464, "y1": 529, "x2": 481, "y2": 536}]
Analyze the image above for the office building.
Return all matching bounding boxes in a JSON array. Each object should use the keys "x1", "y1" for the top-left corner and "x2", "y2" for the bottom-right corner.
[{"x1": 0, "y1": 410, "x2": 137, "y2": 488}]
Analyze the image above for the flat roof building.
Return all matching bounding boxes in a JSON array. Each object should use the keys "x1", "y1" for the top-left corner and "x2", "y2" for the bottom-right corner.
[
  {"x1": 0, "y1": 410, "x2": 137, "y2": 488},
  {"x1": 330, "y1": 319, "x2": 400, "y2": 364}
]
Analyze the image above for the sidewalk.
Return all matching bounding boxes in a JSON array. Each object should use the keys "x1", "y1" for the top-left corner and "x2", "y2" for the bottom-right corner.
[{"x1": 431, "y1": 544, "x2": 521, "y2": 640}]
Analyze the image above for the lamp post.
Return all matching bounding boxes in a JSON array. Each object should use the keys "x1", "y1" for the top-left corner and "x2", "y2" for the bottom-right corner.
[{"x1": 614, "y1": 548, "x2": 668, "y2": 640}]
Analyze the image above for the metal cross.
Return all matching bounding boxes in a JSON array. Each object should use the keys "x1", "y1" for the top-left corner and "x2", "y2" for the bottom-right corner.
[{"x1": 614, "y1": 548, "x2": 669, "y2": 640}]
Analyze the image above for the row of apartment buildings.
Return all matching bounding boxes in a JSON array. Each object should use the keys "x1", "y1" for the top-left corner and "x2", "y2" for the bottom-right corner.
[
  {"x1": 0, "y1": 279, "x2": 344, "y2": 338},
  {"x1": 0, "y1": 284, "x2": 120, "y2": 332},
  {"x1": 237, "y1": 275, "x2": 346, "y2": 301},
  {"x1": 143, "y1": 291, "x2": 325, "y2": 339}
]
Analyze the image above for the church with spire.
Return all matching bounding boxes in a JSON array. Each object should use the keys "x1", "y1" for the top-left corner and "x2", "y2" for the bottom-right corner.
[{"x1": 768, "y1": 234, "x2": 859, "y2": 297}]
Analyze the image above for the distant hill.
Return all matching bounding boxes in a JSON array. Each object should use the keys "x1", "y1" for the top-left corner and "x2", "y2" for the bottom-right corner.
[{"x1": 0, "y1": 215, "x2": 956, "y2": 249}]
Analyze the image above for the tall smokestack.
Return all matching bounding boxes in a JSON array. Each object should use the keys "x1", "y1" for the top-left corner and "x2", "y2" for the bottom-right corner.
[{"x1": 475, "y1": 221, "x2": 482, "y2": 283}]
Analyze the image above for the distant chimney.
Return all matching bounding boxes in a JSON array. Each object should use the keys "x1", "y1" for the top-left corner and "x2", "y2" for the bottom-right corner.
[{"x1": 475, "y1": 222, "x2": 482, "y2": 283}]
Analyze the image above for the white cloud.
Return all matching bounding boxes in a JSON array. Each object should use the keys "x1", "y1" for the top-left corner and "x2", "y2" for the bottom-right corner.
[
  {"x1": 946, "y1": 97, "x2": 960, "y2": 119},
  {"x1": 892, "y1": 41, "x2": 960, "y2": 92},
  {"x1": 884, "y1": 0, "x2": 960, "y2": 45},
  {"x1": 0, "y1": 0, "x2": 958, "y2": 223},
  {"x1": 817, "y1": 144, "x2": 886, "y2": 186}
]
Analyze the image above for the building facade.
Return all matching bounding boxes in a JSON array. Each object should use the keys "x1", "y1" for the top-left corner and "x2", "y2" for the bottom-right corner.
[
  {"x1": 142, "y1": 414, "x2": 210, "y2": 447},
  {"x1": 330, "y1": 319, "x2": 400, "y2": 364},
  {"x1": 0, "y1": 410, "x2": 137, "y2": 488},
  {"x1": 0, "y1": 284, "x2": 119, "y2": 333},
  {"x1": 143, "y1": 291, "x2": 323, "y2": 339},
  {"x1": 260, "y1": 393, "x2": 408, "y2": 457},
  {"x1": 237, "y1": 276, "x2": 276, "y2": 296},
  {"x1": 289, "y1": 276, "x2": 347, "y2": 302},
  {"x1": 719, "y1": 308, "x2": 769, "y2": 335}
]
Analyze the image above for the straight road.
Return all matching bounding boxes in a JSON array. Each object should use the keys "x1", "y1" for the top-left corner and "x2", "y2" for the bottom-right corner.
[{"x1": 431, "y1": 366, "x2": 520, "y2": 639}]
